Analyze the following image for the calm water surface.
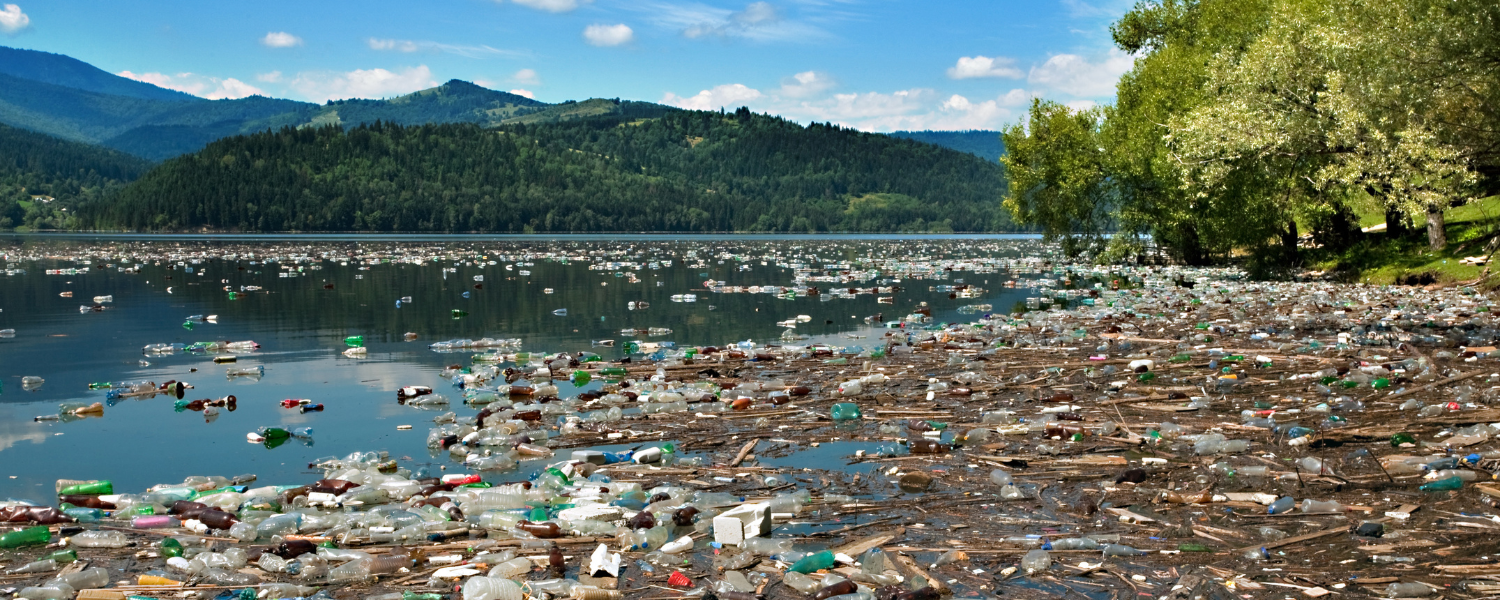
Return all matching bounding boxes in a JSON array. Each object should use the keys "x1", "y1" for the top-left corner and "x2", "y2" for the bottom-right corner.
[{"x1": 0, "y1": 234, "x2": 1054, "y2": 498}]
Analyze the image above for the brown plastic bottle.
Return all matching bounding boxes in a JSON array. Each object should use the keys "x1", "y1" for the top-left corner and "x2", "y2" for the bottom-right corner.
[
  {"x1": 1055, "y1": 412, "x2": 1085, "y2": 421},
  {"x1": 514, "y1": 410, "x2": 543, "y2": 421},
  {"x1": 58, "y1": 495, "x2": 115, "y2": 509},
  {"x1": 1160, "y1": 490, "x2": 1212, "y2": 504},
  {"x1": 813, "y1": 580, "x2": 857, "y2": 600},
  {"x1": 673, "y1": 507, "x2": 699, "y2": 527},
  {"x1": 894, "y1": 587, "x2": 941, "y2": 600},
  {"x1": 170, "y1": 501, "x2": 209, "y2": 515},
  {"x1": 549, "y1": 545, "x2": 566, "y2": 574},
  {"x1": 196, "y1": 509, "x2": 239, "y2": 530},
  {"x1": 626, "y1": 511, "x2": 655, "y2": 530},
  {"x1": 1044, "y1": 424, "x2": 1084, "y2": 437},
  {"x1": 1047, "y1": 392, "x2": 1075, "y2": 403},
  {"x1": 311, "y1": 479, "x2": 358, "y2": 495},
  {"x1": 908, "y1": 438, "x2": 950, "y2": 454},
  {"x1": 516, "y1": 521, "x2": 563, "y2": 539},
  {"x1": 273, "y1": 539, "x2": 316, "y2": 559}
]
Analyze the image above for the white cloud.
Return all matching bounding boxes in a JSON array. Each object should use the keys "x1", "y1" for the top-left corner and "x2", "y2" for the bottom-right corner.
[
  {"x1": 998, "y1": 88, "x2": 1032, "y2": 106},
  {"x1": 662, "y1": 83, "x2": 763, "y2": 111},
  {"x1": 512, "y1": 68, "x2": 540, "y2": 85},
  {"x1": 1066, "y1": 100, "x2": 1098, "y2": 111},
  {"x1": 1027, "y1": 48, "x2": 1133, "y2": 97},
  {"x1": 777, "y1": 70, "x2": 833, "y2": 98},
  {"x1": 367, "y1": 38, "x2": 517, "y2": 58},
  {"x1": 947, "y1": 55, "x2": 1022, "y2": 80},
  {"x1": 117, "y1": 71, "x2": 266, "y2": 99},
  {"x1": 290, "y1": 65, "x2": 439, "y2": 102},
  {"x1": 510, "y1": 0, "x2": 591, "y2": 12},
  {"x1": 261, "y1": 31, "x2": 303, "y2": 48},
  {"x1": 583, "y1": 23, "x2": 633, "y2": 47},
  {"x1": 509, "y1": 88, "x2": 535, "y2": 99},
  {"x1": 368, "y1": 38, "x2": 420, "y2": 52},
  {"x1": 641, "y1": 1, "x2": 826, "y2": 43},
  {"x1": 0, "y1": 4, "x2": 29, "y2": 34},
  {"x1": 256, "y1": 71, "x2": 283, "y2": 83}
]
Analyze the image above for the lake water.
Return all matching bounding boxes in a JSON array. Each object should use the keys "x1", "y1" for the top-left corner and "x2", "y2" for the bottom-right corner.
[{"x1": 0, "y1": 234, "x2": 1055, "y2": 499}]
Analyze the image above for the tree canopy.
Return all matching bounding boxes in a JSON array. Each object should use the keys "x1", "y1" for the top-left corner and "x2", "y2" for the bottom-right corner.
[
  {"x1": 80, "y1": 109, "x2": 1018, "y2": 233},
  {"x1": 1000, "y1": 0, "x2": 1500, "y2": 267}
]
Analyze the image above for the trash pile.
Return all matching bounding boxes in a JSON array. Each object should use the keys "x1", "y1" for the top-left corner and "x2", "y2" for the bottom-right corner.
[{"x1": 7, "y1": 238, "x2": 1500, "y2": 599}]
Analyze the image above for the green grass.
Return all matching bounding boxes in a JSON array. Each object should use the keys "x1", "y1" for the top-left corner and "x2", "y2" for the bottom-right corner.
[{"x1": 1308, "y1": 196, "x2": 1500, "y2": 286}]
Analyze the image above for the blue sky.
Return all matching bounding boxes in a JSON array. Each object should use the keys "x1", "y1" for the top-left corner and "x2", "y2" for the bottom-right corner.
[{"x1": 0, "y1": 0, "x2": 1134, "y2": 131}]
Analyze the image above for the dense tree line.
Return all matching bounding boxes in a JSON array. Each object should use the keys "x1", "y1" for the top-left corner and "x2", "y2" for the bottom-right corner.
[
  {"x1": 80, "y1": 108, "x2": 1017, "y2": 233},
  {"x1": 0, "y1": 123, "x2": 151, "y2": 230},
  {"x1": 1002, "y1": 0, "x2": 1500, "y2": 269}
]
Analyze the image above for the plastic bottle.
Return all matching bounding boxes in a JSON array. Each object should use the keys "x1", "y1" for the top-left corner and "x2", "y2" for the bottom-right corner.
[
  {"x1": 788, "y1": 550, "x2": 836, "y2": 574},
  {"x1": 0, "y1": 526, "x2": 51, "y2": 549},
  {"x1": 830, "y1": 403, "x2": 862, "y2": 421},
  {"x1": 462, "y1": 576, "x2": 524, "y2": 600},
  {"x1": 1021, "y1": 549, "x2": 1051, "y2": 573},
  {"x1": 742, "y1": 537, "x2": 792, "y2": 556},
  {"x1": 1382, "y1": 582, "x2": 1434, "y2": 597},
  {"x1": 1300, "y1": 499, "x2": 1342, "y2": 513},
  {"x1": 1267, "y1": 496, "x2": 1295, "y2": 515},
  {"x1": 7, "y1": 559, "x2": 57, "y2": 574},
  {"x1": 58, "y1": 481, "x2": 113, "y2": 495},
  {"x1": 1420, "y1": 476, "x2": 1463, "y2": 491},
  {"x1": 1101, "y1": 544, "x2": 1145, "y2": 556}
]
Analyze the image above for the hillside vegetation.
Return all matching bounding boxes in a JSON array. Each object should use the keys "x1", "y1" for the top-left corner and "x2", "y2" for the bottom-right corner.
[
  {"x1": 80, "y1": 108, "x2": 1016, "y2": 233},
  {"x1": 0, "y1": 123, "x2": 151, "y2": 230}
]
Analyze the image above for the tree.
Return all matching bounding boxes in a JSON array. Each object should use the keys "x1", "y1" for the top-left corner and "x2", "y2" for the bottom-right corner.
[{"x1": 1000, "y1": 99, "x2": 1113, "y2": 257}]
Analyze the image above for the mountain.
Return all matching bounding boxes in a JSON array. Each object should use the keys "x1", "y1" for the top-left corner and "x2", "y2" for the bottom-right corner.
[
  {"x1": 80, "y1": 108, "x2": 1016, "y2": 233},
  {"x1": 0, "y1": 123, "x2": 151, "y2": 230},
  {"x1": 0, "y1": 44, "x2": 641, "y2": 160},
  {"x1": 888, "y1": 130, "x2": 1005, "y2": 162},
  {"x1": 0, "y1": 46, "x2": 201, "y2": 102}
]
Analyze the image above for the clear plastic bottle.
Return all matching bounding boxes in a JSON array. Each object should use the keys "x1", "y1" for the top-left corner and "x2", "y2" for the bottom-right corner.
[
  {"x1": 68, "y1": 530, "x2": 127, "y2": 548},
  {"x1": 463, "y1": 576, "x2": 524, "y2": 600},
  {"x1": 1020, "y1": 549, "x2": 1051, "y2": 573}
]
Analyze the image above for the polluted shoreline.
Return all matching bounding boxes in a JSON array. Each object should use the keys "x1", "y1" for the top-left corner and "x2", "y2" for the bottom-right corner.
[{"x1": 2, "y1": 240, "x2": 1500, "y2": 599}]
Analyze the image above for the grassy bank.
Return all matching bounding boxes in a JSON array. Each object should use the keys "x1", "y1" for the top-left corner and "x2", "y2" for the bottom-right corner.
[{"x1": 1307, "y1": 196, "x2": 1500, "y2": 286}]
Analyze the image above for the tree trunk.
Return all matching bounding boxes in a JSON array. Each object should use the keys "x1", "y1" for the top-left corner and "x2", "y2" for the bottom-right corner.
[
  {"x1": 1385, "y1": 206, "x2": 1409, "y2": 238},
  {"x1": 1427, "y1": 204, "x2": 1446, "y2": 250},
  {"x1": 1281, "y1": 219, "x2": 1299, "y2": 265}
]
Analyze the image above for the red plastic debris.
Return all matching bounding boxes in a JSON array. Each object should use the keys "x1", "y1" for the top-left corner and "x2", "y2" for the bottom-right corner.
[{"x1": 668, "y1": 571, "x2": 692, "y2": 588}]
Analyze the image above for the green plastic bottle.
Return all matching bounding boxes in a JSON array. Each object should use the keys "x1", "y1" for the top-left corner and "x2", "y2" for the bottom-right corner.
[
  {"x1": 599, "y1": 367, "x2": 628, "y2": 377},
  {"x1": 1390, "y1": 432, "x2": 1416, "y2": 447},
  {"x1": 788, "y1": 550, "x2": 835, "y2": 574},
  {"x1": 1420, "y1": 476, "x2": 1463, "y2": 491},
  {"x1": 344, "y1": 335, "x2": 364, "y2": 347},
  {"x1": 830, "y1": 403, "x2": 862, "y2": 421},
  {"x1": 570, "y1": 370, "x2": 592, "y2": 385},
  {"x1": 161, "y1": 537, "x2": 183, "y2": 558},
  {"x1": 41, "y1": 549, "x2": 77, "y2": 563},
  {"x1": 1178, "y1": 543, "x2": 1212, "y2": 552},
  {"x1": 403, "y1": 593, "x2": 444, "y2": 600},
  {"x1": 1137, "y1": 372, "x2": 1156, "y2": 383},
  {"x1": 59, "y1": 480, "x2": 112, "y2": 495},
  {"x1": 1168, "y1": 354, "x2": 1191, "y2": 363},
  {"x1": 0, "y1": 526, "x2": 50, "y2": 548},
  {"x1": 260, "y1": 427, "x2": 291, "y2": 440},
  {"x1": 1373, "y1": 378, "x2": 1391, "y2": 389}
]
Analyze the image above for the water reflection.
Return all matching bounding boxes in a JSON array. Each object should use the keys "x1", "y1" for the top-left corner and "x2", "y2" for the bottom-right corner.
[{"x1": 0, "y1": 236, "x2": 1053, "y2": 496}]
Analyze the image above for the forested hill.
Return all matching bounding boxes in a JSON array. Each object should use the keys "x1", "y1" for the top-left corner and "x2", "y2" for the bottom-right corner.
[
  {"x1": 0, "y1": 123, "x2": 151, "y2": 230},
  {"x1": 889, "y1": 130, "x2": 1005, "y2": 162},
  {"x1": 80, "y1": 108, "x2": 1016, "y2": 233}
]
